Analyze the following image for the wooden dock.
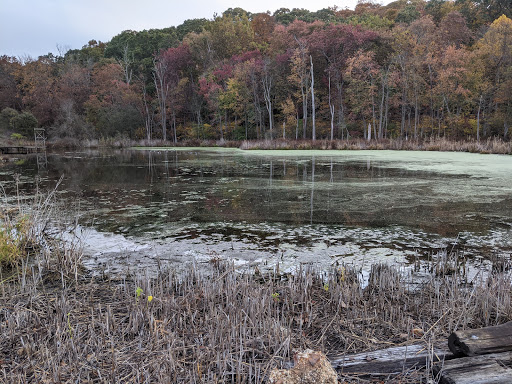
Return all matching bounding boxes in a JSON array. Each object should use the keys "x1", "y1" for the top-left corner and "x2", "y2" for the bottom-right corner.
[{"x1": 0, "y1": 146, "x2": 42, "y2": 154}]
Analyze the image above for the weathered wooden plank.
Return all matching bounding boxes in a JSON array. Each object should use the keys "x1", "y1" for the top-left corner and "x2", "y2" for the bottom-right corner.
[
  {"x1": 329, "y1": 344, "x2": 450, "y2": 374},
  {"x1": 434, "y1": 351, "x2": 512, "y2": 384},
  {"x1": 448, "y1": 321, "x2": 512, "y2": 356}
]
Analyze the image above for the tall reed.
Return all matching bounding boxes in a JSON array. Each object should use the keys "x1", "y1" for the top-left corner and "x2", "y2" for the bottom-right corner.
[{"x1": 1, "y1": 255, "x2": 510, "y2": 383}]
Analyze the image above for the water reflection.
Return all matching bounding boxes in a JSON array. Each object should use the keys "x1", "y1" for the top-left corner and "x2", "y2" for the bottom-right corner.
[
  {"x1": 1, "y1": 148, "x2": 511, "y2": 274},
  {"x1": 310, "y1": 156, "x2": 315, "y2": 224}
]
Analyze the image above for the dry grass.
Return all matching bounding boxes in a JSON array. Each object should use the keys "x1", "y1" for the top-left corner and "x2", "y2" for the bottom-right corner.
[
  {"x1": 0, "y1": 178, "x2": 57, "y2": 269},
  {"x1": 0, "y1": 176, "x2": 83, "y2": 280},
  {"x1": 44, "y1": 136, "x2": 512, "y2": 154},
  {"x1": 1, "y1": 253, "x2": 511, "y2": 383},
  {"x1": 239, "y1": 137, "x2": 512, "y2": 154}
]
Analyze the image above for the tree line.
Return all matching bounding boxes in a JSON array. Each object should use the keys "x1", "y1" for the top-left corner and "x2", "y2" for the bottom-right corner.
[{"x1": 0, "y1": 0, "x2": 511, "y2": 143}]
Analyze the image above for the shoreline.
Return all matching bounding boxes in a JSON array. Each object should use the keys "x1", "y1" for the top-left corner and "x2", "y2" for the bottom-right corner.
[{"x1": 2, "y1": 137, "x2": 511, "y2": 156}]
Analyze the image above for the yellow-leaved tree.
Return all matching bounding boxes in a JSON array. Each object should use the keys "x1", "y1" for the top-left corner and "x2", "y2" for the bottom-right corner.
[{"x1": 473, "y1": 15, "x2": 512, "y2": 138}]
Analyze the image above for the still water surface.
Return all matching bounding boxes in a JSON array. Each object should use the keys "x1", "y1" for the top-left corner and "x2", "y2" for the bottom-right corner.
[{"x1": 2, "y1": 148, "x2": 511, "y2": 275}]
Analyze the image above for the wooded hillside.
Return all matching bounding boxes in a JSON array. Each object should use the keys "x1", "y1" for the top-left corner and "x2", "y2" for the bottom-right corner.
[{"x1": 1, "y1": 0, "x2": 511, "y2": 143}]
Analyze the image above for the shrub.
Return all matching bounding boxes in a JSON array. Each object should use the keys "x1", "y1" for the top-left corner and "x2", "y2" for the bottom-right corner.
[
  {"x1": 10, "y1": 133, "x2": 25, "y2": 141},
  {"x1": 0, "y1": 107, "x2": 19, "y2": 131},
  {"x1": 11, "y1": 111, "x2": 38, "y2": 137},
  {"x1": 0, "y1": 214, "x2": 30, "y2": 268}
]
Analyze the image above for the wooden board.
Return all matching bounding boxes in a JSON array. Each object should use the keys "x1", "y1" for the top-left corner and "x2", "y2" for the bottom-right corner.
[
  {"x1": 329, "y1": 344, "x2": 450, "y2": 375},
  {"x1": 434, "y1": 351, "x2": 512, "y2": 384},
  {"x1": 448, "y1": 321, "x2": 512, "y2": 357}
]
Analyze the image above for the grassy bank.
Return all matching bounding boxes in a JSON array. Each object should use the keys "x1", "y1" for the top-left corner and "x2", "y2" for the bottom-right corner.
[
  {"x1": 238, "y1": 137, "x2": 512, "y2": 154},
  {"x1": 3, "y1": 136, "x2": 507, "y2": 155},
  {"x1": 114, "y1": 137, "x2": 510, "y2": 155},
  {"x1": 1, "y1": 252, "x2": 511, "y2": 382}
]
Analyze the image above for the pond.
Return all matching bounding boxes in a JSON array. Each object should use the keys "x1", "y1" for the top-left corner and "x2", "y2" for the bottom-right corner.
[{"x1": 2, "y1": 148, "x2": 511, "y2": 276}]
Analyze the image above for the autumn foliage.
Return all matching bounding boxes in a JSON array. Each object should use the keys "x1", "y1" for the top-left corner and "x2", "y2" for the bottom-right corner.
[{"x1": 0, "y1": 3, "x2": 511, "y2": 143}]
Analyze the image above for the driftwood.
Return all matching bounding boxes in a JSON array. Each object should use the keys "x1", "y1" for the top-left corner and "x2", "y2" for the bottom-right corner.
[
  {"x1": 283, "y1": 322, "x2": 512, "y2": 381},
  {"x1": 434, "y1": 351, "x2": 512, "y2": 384},
  {"x1": 329, "y1": 344, "x2": 449, "y2": 375},
  {"x1": 448, "y1": 321, "x2": 512, "y2": 357}
]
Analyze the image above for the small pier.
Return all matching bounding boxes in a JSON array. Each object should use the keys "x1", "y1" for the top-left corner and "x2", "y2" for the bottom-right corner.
[
  {"x1": 0, "y1": 146, "x2": 42, "y2": 154},
  {"x1": 1, "y1": 128, "x2": 47, "y2": 155}
]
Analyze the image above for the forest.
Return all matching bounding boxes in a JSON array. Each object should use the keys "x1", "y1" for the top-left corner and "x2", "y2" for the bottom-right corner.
[{"x1": 0, "y1": 0, "x2": 511, "y2": 144}]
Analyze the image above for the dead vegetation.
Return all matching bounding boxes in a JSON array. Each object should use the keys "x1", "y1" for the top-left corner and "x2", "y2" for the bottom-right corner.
[
  {"x1": 1, "y1": 251, "x2": 511, "y2": 383},
  {"x1": 239, "y1": 137, "x2": 512, "y2": 154},
  {"x1": 40, "y1": 136, "x2": 512, "y2": 155}
]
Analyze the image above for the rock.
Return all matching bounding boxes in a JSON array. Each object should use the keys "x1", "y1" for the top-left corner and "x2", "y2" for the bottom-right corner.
[{"x1": 268, "y1": 349, "x2": 338, "y2": 384}]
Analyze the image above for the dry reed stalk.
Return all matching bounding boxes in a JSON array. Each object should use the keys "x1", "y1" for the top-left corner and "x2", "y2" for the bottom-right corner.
[
  {"x1": 44, "y1": 136, "x2": 512, "y2": 154},
  {"x1": 237, "y1": 137, "x2": 511, "y2": 154},
  {"x1": 1, "y1": 254, "x2": 511, "y2": 383}
]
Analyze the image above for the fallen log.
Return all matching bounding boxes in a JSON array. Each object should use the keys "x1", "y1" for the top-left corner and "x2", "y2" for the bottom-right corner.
[
  {"x1": 329, "y1": 344, "x2": 450, "y2": 375},
  {"x1": 448, "y1": 321, "x2": 512, "y2": 357},
  {"x1": 433, "y1": 351, "x2": 512, "y2": 384}
]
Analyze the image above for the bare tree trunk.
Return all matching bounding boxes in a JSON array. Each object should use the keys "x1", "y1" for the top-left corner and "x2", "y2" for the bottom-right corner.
[
  {"x1": 296, "y1": 110, "x2": 299, "y2": 140},
  {"x1": 378, "y1": 69, "x2": 387, "y2": 139},
  {"x1": 302, "y1": 84, "x2": 308, "y2": 139},
  {"x1": 414, "y1": 90, "x2": 419, "y2": 139},
  {"x1": 399, "y1": 56, "x2": 409, "y2": 139},
  {"x1": 336, "y1": 79, "x2": 348, "y2": 140},
  {"x1": 245, "y1": 111, "x2": 248, "y2": 140},
  {"x1": 118, "y1": 44, "x2": 133, "y2": 85},
  {"x1": 251, "y1": 69, "x2": 262, "y2": 140},
  {"x1": 371, "y1": 78, "x2": 377, "y2": 140},
  {"x1": 261, "y1": 59, "x2": 274, "y2": 139},
  {"x1": 443, "y1": 95, "x2": 451, "y2": 116},
  {"x1": 407, "y1": 107, "x2": 411, "y2": 140},
  {"x1": 384, "y1": 80, "x2": 390, "y2": 138},
  {"x1": 328, "y1": 74, "x2": 335, "y2": 141},
  {"x1": 428, "y1": 64, "x2": 435, "y2": 136},
  {"x1": 153, "y1": 60, "x2": 169, "y2": 141},
  {"x1": 438, "y1": 107, "x2": 443, "y2": 137},
  {"x1": 140, "y1": 79, "x2": 153, "y2": 141},
  {"x1": 293, "y1": 37, "x2": 309, "y2": 140},
  {"x1": 310, "y1": 55, "x2": 316, "y2": 141},
  {"x1": 172, "y1": 111, "x2": 177, "y2": 143},
  {"x1": 262, "y1": 67, "x2": 273, "y2": 139},
  {"x1": 196, "y1": 110, "x2": 201, "y2": 139},
  {"x1": 219, "y1": 113, "x2": 224, "y2": 141},
  {"x1": 310, "y1": 157, "x2": 315, "y2": 224},
  {"x1": 224, "y1": 110, "x2": 228, "y2": 140},
  {"x1": 401, "y1": 86, "x2": 407, "y2": 138},
  {"x1": 234, "y1": 115, "x2": 237, "y2": 141}
]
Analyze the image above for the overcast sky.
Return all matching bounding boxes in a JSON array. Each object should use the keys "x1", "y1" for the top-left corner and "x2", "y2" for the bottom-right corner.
[{"x1": 1, "y1": 0, "x2": 389, "y2": 59}]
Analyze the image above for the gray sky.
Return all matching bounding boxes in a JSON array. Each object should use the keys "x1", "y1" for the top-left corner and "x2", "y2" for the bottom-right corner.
[{"x1": 0, "y1": 0, "x2": 384, "y2": 59}]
